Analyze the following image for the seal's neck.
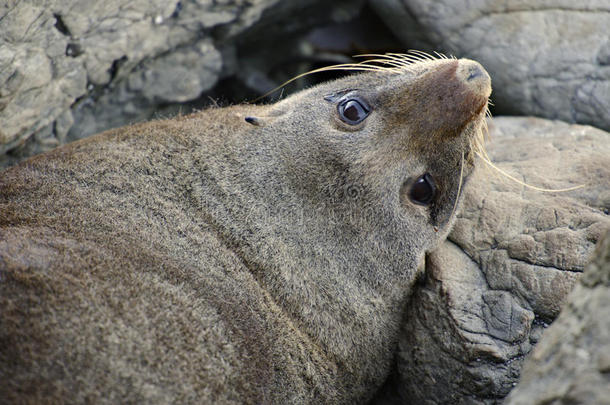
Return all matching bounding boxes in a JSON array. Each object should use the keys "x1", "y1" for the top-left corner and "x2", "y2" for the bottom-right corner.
[{"x1": 188, "y1": 109, "x2": 422, "y2": 389}]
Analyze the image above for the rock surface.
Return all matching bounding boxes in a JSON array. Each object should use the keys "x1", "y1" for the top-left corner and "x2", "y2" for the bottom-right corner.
[
  {"x1": 375, "y1": 116, "x2": 610, "y2": 404},
  {"x1": 504, "y1": 230, "x2": 610, "y2": 405},
  {"x1": 0, "y1": 0, "x2": 365, "y2": 166},
  {"x1": 369, "y1": 0, "x2": 610, "y2": 131}
]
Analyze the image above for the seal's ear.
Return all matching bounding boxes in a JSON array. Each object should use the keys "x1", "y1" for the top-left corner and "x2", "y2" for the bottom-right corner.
[
  {"x1": 245, "y1": 116, "x2": 261, "y2": 126},
  {"x1": 236, "y1": 113, "x2": 271, "y2": 127},
  {"x1": 243, "y1": 115, "x2": 275, "y2": 127},
  {"x1": 241, "y1": 105, "x2": 287, "y2": 127}
]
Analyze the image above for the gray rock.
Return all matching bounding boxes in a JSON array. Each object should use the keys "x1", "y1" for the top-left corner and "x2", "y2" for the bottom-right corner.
[
  {"x1": 133, "y1": 41, "x2": 222, "y2": 104},
  {"x1": 66, "y1": 38, "x2": 222, "y2": 143},
  {"x1": 504, "y1": 230, "x2": 610, "y2": 405},
  {"x1": 0, "y1": 0, "x2": 186, "y2": 156},
  {"x1": 379, "y1": 117, "x2": 610, "y2": 404},
  {"x1": 369, "y1": 0, "x2": 610, "y2": 131},
  {"x1": 0, "y1": 3, "x2": 87, "y2": 154}
]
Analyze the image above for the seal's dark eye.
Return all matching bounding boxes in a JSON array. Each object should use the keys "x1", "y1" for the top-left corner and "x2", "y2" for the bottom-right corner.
[
  {"x1": 409, "y1": 173, "x2": 436, "y2": 205},
  {"x1": 338, "y1": 99, "x2": 370, "y2": 125}
]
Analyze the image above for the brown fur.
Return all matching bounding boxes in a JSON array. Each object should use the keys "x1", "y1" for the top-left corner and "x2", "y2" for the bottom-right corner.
[{"x1": 0, "y1": 57, "x2": 491, "y2": 404}]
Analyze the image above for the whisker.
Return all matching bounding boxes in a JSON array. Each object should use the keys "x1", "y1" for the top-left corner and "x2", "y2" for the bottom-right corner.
[
  {"x1": 355, "y1": 53, "x2": 408, "y2": 62},
  {"x1": 408, "y1": 50, "x2": 436, "y2": 61},
  {"x1": 255, "y1": 50, "x2": 456, "y2": 102},
  {"x1": 355, "y1": 58, "x2": 412, "y2": 69},
  {"x1": 449, "y1": 149, "x2": 466, "y2": 223},
  {"x1": 392, "y1": 53, "x2": 428, "y2": 64},
  {"x1": 252, "y1": 64, "x2": 397, "y2": 102},
  {"x1": 476, "y1": 151, "x2": 585, "y2": 192},
  {"x1": 355, "y1": 54, "x2": 416, "y2": 68}
]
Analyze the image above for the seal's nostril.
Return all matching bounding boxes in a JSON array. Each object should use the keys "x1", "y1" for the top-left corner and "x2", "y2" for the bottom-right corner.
[
  {"x1": 456, "y1": 59, "x2": 492, "y2": 99},
  {"x1": 466, "y1": 65, "x2": 484, "y2": 81}
]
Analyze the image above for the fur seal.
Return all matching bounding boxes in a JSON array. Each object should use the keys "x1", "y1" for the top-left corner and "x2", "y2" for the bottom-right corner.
[{"x1": 0, "y1": 54, "x2": 491, "y2": 404}]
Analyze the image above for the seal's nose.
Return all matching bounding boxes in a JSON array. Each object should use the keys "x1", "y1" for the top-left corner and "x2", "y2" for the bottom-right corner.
[
  {"x1": 456, "y1": 59, "x2": 492, "y2": 99},
  {"x1": 392, "y1": 57, "x2": 491, "y2": 141}
]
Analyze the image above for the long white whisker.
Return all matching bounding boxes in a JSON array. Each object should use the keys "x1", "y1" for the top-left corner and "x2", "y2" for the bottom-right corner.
[
  {"x1": 449, "y1": 150, "x2": 466, "y2": 223},
  {"x1": 408, "y1": 50, "x2": 436, "y2": 61},
  {"x1": 476, "y1": 151, "x2": 585, "y2": 192}
]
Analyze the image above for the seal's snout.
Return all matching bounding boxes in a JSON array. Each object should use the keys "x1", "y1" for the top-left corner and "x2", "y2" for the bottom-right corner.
[
  {"x1": 400, "y1": 58, "x2": 491, "y2": 140},
  {"x1": 456, "y1": 59, "x2": 492, "y2": 100}
]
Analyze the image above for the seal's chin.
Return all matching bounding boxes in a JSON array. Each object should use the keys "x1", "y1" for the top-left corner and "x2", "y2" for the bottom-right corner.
[
  {"x1": 458, "y1": 59, "x2": 492, "y2": 165},
  {"x1": 464, "y1": 117, "x2": 488, "y2": 164}
]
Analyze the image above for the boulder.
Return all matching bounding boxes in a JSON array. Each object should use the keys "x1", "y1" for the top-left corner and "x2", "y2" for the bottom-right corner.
[
  {"x1": 369, "y1": 0, "x2": 610, "y2": 131},
  {"x1": 375, "y1": 116, "x2": 610, "y2": 404},
  {"x1": 504, "y1": 230, "x2": 610, "y2": 405}
]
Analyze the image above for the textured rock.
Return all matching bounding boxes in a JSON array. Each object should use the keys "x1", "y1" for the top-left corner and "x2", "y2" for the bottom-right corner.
[
  {"x1": 1, "y1": 0, "x2": 192, "y2": 156},
  {"x1": 504, "y1": 230, "x2": 610, "y2": 405},
  {"x1": 369, "y1": 0, "x2": 610, "y2": 131},
  {"x1": 378, "y1": 117, "x2": 610, "y2": 404},
  {"x1": 0, "y1": 0, "x2": 365, "y2": 166}
]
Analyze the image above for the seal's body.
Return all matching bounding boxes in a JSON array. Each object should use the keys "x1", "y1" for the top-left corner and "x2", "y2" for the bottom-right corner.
[{"x1": 0, "y1": 56, "x2": 491, "y2": 404}]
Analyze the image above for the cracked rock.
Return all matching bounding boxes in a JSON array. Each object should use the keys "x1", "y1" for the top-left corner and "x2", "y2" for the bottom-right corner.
[
  {"x1": 374, "y1": 116, "x2": 610, "y2": 404},
  {"x1": 504, "y1": 230, "x2": 610, "y2": 405},
  {"x1": 369, "y1": 0, "x2": 610, "y2": 131}
]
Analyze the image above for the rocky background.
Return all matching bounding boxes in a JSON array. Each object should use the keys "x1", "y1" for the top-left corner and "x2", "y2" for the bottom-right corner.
[{"x1": 1, "y1": 1, "x2": 609, "y2": 404}]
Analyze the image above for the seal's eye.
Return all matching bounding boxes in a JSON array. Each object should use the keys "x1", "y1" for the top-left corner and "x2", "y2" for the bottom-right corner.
[
  {"x1": 338, "y1": 99, "x2": 370, "y2": 125},
  {"x1": 409, "y1": 173, "x2": 436, "y2": 205}
]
